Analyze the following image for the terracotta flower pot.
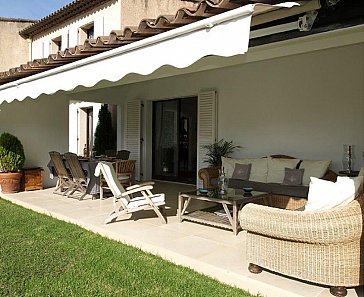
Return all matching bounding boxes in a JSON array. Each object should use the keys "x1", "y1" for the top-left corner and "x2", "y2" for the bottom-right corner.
[{"x1": 0, "y1": 172, "x2": 22, "y2": 194}]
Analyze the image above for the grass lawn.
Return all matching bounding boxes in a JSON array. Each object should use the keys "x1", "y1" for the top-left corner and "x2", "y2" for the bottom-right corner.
[{"x1": 0, "y1": 198, "x2": 259, "y2": 297}]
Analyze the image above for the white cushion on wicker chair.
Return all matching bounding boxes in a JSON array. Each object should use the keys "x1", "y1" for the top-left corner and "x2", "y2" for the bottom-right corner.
[{"x1": 305, "y1": 176, "x2": 361, "y2": 211}]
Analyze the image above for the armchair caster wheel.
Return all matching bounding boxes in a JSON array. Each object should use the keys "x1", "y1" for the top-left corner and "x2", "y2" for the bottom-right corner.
[
  {"x1": 248, "y1": 263, "x2": 263, "y2": 274},
  {"x1": 330, "y1": 286, "x2": 347, "y2": 297}
]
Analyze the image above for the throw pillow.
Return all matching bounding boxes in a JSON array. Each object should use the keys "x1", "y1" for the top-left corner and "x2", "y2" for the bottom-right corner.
[
  {"x1": 266, "y1": 157, "x2": 300, "y2": 183},
  {"x1": 299, "y1": 160, "x2": 331, "y2": 186},
  {"x1": 221, "y1": 157, "x2": 268, "y2": 182},
  {"x1": 282, "y1": 168, "x2": 304, "y2": 185},
  {"x1": 304, "y1": 176, "x2": 356, "y2": 212},
  {"x1": 232, "y1": 163, "x2": 252, "y2": 180}
]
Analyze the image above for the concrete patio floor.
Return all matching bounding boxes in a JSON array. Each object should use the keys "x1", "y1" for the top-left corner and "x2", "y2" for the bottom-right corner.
[{"x1": 1, "y1": 181, "x2": 363, "y2": 297}]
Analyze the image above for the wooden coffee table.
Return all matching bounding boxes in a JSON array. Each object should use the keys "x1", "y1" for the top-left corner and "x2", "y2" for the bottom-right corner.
[{"x1": 178, "y1": 188, "x2": 268, "y2": 235}]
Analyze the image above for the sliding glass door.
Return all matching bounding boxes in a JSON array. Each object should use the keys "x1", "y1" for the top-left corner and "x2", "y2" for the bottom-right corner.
[{"x1": 152, "y1": 97, "x2": 197, "y2": 184}]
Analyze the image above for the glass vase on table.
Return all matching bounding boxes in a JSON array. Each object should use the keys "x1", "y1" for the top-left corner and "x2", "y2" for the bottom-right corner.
[{"x1": 218, "y1": 167, "x2": 228, "y2": 195}]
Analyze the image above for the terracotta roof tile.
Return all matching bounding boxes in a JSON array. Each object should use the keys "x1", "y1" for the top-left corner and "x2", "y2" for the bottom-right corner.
[{"x1": 0, "y1": 0, "x2": 285, "y2": 86}]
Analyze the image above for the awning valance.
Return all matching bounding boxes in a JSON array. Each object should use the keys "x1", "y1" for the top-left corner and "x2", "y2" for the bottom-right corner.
[{"x1": 0, "y1": 2, "x2": 302, "y2": 104}]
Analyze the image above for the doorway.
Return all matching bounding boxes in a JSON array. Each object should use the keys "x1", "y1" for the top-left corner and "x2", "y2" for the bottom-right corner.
[
  {"x1": 79, "y1": 107, "x2": 93, "y2": 156},
  {"x1": 152, "y1": 97, "x2": 197, "y2": 184}
]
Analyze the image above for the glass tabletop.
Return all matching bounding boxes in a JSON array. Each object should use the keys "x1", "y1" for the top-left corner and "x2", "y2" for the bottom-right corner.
[{"x1": 185, "y1": 187, "x2": 267, "y2": 201}]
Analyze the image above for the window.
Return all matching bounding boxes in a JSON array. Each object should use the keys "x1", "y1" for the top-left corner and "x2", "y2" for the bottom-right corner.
[
  {"x1": 86, "y1": 26, "x2": 94, "y2": 39},
  {"x1": 51, "y1": 36, "x2": 62, "y2": 53},
  {"x1": 79, "y1": 22, "x2": 95, "y2": 44}
]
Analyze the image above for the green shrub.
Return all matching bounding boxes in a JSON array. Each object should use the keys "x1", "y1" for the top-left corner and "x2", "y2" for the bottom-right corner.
[
  {"x1": 0, "y1": 132, "x2": 25, "y2": 172},
  {"x1": 93, "y1": 104, "x2": 116, "y2": 155}
]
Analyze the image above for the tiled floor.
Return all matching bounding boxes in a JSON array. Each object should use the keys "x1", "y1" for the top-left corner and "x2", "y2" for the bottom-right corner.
[{"x1": 1, "y1": 181, "x2": 363, "y2": 297}]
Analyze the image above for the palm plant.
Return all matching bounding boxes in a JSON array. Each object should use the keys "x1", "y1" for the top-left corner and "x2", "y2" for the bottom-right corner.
[{"x1": 202, "y1": 139, "x2": 241, "y2": 167}]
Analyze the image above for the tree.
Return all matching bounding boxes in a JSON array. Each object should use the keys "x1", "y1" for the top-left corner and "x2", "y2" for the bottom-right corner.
[{"x1": 93, "y1": 104, "x2": 116, "y2": 155}]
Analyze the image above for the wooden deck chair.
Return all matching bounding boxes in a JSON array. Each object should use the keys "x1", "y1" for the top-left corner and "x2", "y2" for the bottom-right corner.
[
  {"x1": 49, "y1": 151, "x2": 75, "y2": 196},
  {"x1": 64, "y1": 152, "x2": 88, "y2": 200},
  {"x1": 115, "y1": 159, "x2": 136, "y2": 186},
  {"x1": 94, "y1": 161, "x2": 166, "y2": 224}
]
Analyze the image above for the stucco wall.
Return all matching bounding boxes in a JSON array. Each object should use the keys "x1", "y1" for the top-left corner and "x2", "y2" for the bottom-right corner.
[
  {"x1": 30, "y1": 0, "x2": 197, "y2": 60},
  {"x1": 78, "y1": 42, "x2": 364, "y2": 176},
  {"x1": 1, "y1": 41, "x2": 362, "y2": 187},
  {"x1": 0, "y1": 94, "x2": 69, "y2": 187},
  {"x1": 31, "y1": 1, "x2": 122, "y2": 59},
  {"x1": 121, "y1": 0, "x2": 196, "y2": 29},
  {"x1": 0, "y1": 18, "x2": 35, "y2": 72}
]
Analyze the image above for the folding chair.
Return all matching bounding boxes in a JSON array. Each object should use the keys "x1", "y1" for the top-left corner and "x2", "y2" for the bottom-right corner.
[
  {"x1": 64, "y1": 152, "x2": 88, "y2": 200},
  {"x1": 94, "y1": 161, "x2": 166, "y2": 224},
  {"x1": 49, "y1": 151, "x2": 75, "y2": 196}
]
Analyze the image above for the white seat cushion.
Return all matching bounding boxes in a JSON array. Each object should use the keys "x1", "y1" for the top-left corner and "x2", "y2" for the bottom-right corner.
[
  {"x1": 127, "y1": 193, "x2": 165, "y2": 209},
  {"x1": 117, "y1": 175, "x2": 130, "y2": 181},
  {"x1": 305, "y1": 176, "x2": 362, "y2": 212}
]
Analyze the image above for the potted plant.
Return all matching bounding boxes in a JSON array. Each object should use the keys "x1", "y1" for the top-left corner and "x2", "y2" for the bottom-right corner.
[
  {"x1": 0, "y1": 132, "x2": 25, "y2": 193},
  {"x1": 202, "y1": 138, "x2": 241, "y2": 168}
]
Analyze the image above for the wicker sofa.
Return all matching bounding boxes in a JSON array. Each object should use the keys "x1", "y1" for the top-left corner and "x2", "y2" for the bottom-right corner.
[
  {"x1": 198, "y1": 155, "x2": 337, "y2": 198},
  {"x1": 239, "y1": 194, "x2": 364, "y2": 297}
]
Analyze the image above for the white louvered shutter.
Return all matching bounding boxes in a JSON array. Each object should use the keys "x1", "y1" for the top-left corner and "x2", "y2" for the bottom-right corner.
[
  {"x1": 125, "y1": 100, "x2": 141, "y2": 181},
  {"x1": 197, "y1": 91, "x2": 217, "y2": 187}
]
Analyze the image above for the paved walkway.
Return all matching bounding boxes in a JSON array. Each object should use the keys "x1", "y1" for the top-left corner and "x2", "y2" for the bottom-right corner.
[{"x1": 1, "y1": 181, "x2": 363, "y2": 297}]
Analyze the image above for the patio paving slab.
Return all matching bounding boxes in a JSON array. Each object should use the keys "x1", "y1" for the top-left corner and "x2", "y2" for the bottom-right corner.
[{"x1": 1, "y1": 181, "x2": 363, "y2": 297}]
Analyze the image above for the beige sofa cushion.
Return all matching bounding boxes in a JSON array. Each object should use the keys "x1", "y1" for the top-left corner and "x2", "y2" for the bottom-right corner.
[
  {"x1": 267, "y1": 157, "x2": 300, "y2": 183},
  {"x1": 222, "y1": 157, "x2": 268, "y2": 182},
  {"x1": 299, "y1": 160, "x2": 331, "y2": 186}
]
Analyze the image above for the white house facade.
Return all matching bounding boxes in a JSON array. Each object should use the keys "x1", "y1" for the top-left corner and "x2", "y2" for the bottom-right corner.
[{"x1": 0, "y1": 0, "x2": 363, "y2": 188}]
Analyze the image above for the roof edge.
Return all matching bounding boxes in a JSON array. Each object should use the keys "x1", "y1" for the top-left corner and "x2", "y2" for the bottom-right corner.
[
  {"x1": 0, "y1": 17, "x2": 36, "y2": 23},
  {"x1": 19, "y1": 0, "x2": 113, "y2": 38}
]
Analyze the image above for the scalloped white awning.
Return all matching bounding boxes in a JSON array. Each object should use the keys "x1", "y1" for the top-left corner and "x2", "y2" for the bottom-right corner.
[{"x1": 0, "y1": 2, "x2": 302, "y2": 104}]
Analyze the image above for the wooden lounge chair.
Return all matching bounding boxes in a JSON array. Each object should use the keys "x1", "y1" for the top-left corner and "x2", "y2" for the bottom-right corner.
[
  {"x1": 94, "y1": 161, "x2": 166, "y2": 224},
  {"x1": 115, "y1": 159, "x2": 136, "y2": 186},
  {"x1": 64, "y1": 152, "x2": 88, "y2": 200},
  {"x1": 49, "y1": 151, "x2": 74, "y2": 196}
]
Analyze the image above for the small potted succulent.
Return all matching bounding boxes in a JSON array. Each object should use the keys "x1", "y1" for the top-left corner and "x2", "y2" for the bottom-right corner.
[{"x1": 0, "y1": 132, "x2": 25, "y2": 193}]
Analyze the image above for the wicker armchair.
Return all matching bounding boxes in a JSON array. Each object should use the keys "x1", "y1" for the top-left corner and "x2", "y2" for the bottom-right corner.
[{"x1": 239, "y1": 194, "x2": 364, "y2": 297}]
